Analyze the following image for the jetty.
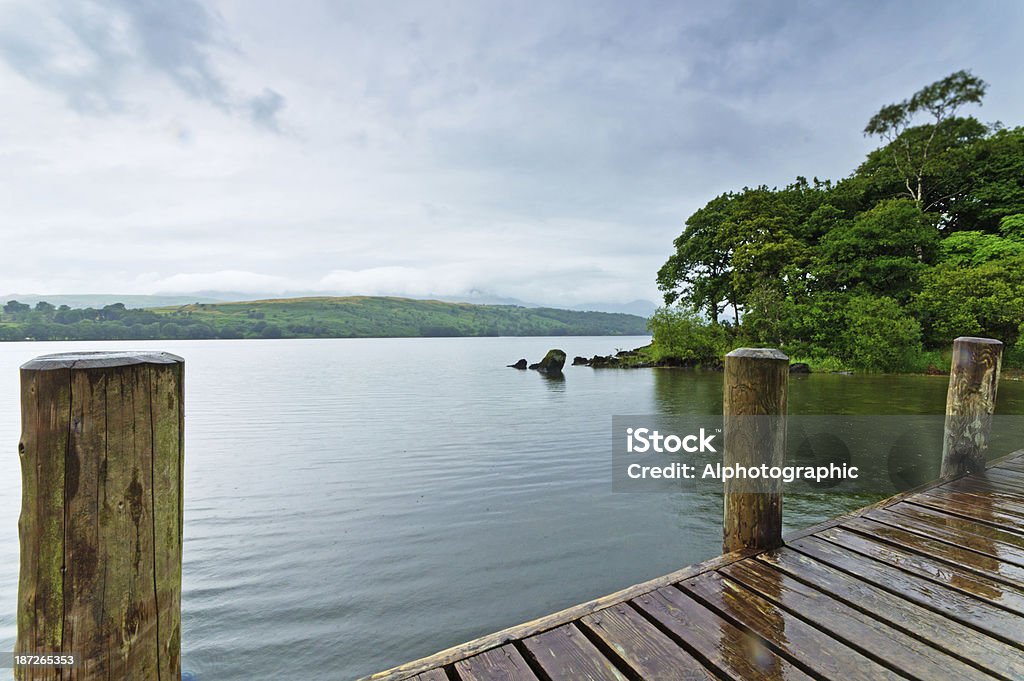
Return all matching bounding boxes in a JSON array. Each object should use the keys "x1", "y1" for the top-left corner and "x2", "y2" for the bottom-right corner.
[{"x1": 361, "y1": 337, "x2": 1023, "y2": 681}]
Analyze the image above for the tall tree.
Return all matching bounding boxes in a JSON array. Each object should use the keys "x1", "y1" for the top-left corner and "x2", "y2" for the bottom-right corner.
[{"x1": 863, "y1": 70, "x2": 987, "y2": 210}]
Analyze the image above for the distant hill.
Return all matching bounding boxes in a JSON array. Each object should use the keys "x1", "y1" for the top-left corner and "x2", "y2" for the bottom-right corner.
[
  {"x1": 2, "y1": 291, "x2": 660, "y2": 316},
  {"x1": 1, "y1": 293, "x2": 227, "y2": 308},
  {"x1": 0, "y1": 296, "x2": 650, "y2": 341},
  {"x1": 571, "y1": 300, "x2": 659, "y2": 317}
]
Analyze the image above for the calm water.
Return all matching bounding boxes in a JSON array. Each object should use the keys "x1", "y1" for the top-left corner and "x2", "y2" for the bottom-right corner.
[{"x1": 0, "y1": 337, "x2": 1022, "y2": 680}]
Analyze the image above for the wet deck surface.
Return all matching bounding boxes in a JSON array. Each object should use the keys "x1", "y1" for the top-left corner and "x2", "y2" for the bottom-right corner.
[{"x1": 362, "y1": 451, "x2": 1024, "y2": 681}]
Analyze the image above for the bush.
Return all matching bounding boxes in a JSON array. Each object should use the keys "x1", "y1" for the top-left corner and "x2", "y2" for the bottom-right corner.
[
  {"x1": 840, "y1": 295, "x2": 923, "y2": 372},
  {"x1": 646, "y1": 307, "x2": 732, "y2": 364},
  {"x1": 914, "y1": 256, "x2": 1024, "y2": 346},
  {"x1": 787, "y1": 355, "x2": 851, "y2": 373},
  {"x1": 902, "y1": 349, "x2": 947, "y2": 374},
  {"x1": 1007, "y1": 322, "x2": 1024, "y2": 369}
]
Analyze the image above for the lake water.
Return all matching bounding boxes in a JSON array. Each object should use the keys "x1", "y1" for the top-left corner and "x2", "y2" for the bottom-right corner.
[{"x1": 0, "y1": 337, "x2": 1022, "y2": 680}]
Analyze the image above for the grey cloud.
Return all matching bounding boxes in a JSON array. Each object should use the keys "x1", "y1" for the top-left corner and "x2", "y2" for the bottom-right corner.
[
  {"x1": 1, "y1": 0, "x2": 1022, "y2": 305},
  {"x1": 249, "y1": 88, "x2": 286, "y2": 131},
  {"x1": 109, "y1": 0, "x2": 229, "y2": 105},
  {"x1": 0, "y1": 0, "x2": 284, "y2": 129}
]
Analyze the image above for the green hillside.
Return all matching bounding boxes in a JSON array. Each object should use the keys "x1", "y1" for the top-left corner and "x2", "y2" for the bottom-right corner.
[{"x1": 0, "y1": 296, "x2": 649, "y2": 341}]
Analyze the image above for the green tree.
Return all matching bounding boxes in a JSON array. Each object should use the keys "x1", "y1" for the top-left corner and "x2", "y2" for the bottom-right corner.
[
  {"x1": 657, "y1": 192, "x2": 740, "y2": 322},
  {"x1": 658, "y1": 180, "x2": 827, "y2": 323},
  {"x1": 938, "y1": 230, "x2": 1024, "y2": 267},
  {"x1": 3, "y1": 300, "x2": 30, "y2": 316},
  {"x1": 814, "y1": 199, "x2": 939, "y2": 301},
  {"x1": 260, "y1": 324, "x2": 283, "y2": 339},
  {"x1": 840, "y1": 296, "x2": 923, "y2": 372},
  {"x1": 961, "y1": 130, "x2": 1024, "y2": 231},
  {"x1": 914, "y1": 256, "x2": 1024, "y2": 346},
  {"x1": 160, "y1": 322, "x2": 183, "y2": 339},
  {"x1": 646, "y1": 307, "x2": 731, "y2": 363},
  {"x1": 864, "y1": 70, "x2": 987, "y2": 210}
]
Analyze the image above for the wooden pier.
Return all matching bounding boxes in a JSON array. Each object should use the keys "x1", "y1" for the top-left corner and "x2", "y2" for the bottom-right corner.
[
  {"x1": 361, "y1": 448, "x2": 1024, "y2": 681},
  {"x1": 361, "y1": 338, "x2": 1024, "y2": 681}
]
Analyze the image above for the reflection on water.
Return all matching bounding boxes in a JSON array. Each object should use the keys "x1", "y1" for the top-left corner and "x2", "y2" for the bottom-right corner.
[{"x1": 0, "y1": 338, "x2": 1020, "y2": 680}]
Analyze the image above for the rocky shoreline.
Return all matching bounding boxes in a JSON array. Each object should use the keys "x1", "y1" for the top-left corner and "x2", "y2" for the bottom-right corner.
[{"x1": 512, "y1": 348, "x2": 820, "y2": 373}]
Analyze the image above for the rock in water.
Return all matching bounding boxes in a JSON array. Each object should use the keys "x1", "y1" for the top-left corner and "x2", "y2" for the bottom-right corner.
[
  {"x1": 789, "y1": 362, "x2": 811, "y2": 374},
  {"x1": 534, "y1": 349, "x2": 566, "y2": 374},
  {"x1": 508, "y1": 359, "x2": 528, "y2": 369},
  {"x1": 572, "y1": 356, "x2": 589, "y2": 366}
]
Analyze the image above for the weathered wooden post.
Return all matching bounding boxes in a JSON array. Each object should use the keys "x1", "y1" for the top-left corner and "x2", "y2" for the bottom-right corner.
[
  {"x1": 941, "y1": 337, "x2": 1002, "y2": 478},
  {"x1": 723, "y1": 348, "x2": 789, "y2": 553},
  {"x1": 17, "y1": 351, "x2": 184, "y2": 680}
]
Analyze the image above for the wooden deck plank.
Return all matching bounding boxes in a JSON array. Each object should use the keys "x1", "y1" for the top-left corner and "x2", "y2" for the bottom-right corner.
[
  {"x1": 521, "y1": 624, "x2": 628, "y2": 681},
  {"x1": 961, "y1": 473, "x2": 1024, "y2": 497},
  {"x1": 720, "y1": 558, "x2": 994, "y2": 681},
  {"x1": 632, "y1": 586, "x2": 815, "y2": 681},
  {"x1": 815, "y1": 525, "x2": 1024, "y2": 616},
  {"x1": 923, "y1": 488, "x2": 1024, "y2": 520},
  {"x1": 906, "y1": 494, "x2": 1024, "y2": 535},
  {"x1": 411, "y1": 671, "x2": 448, "y2": 681},
  {"x1": 453, "y1": 645, "x2": 538, "y2": 681},
  {"x1": 949, "y1": 477, "x2": 1024, "y2": 506},
  {"x1": 979, "y1": 467, "x2": 1024, "y2": 487},
  {"x1": 888, "y1": 502, "x2": 1024, "y2": 550},
  {"x1": 761, "y1": 546, "x2": 1024, "y2": 680},
  {"x1": 937, "y1": 483, "x2": 1024, "y2": 515},
  {"x1": 680, "y1": 571, "x2": 904, "y2": 680},
  {"x1": 840, "y1": 516, "x2": 1024, "y2": 587},
  {"x1": 579, "y1": 602, "x2": 717, "y2": 681},
  {"x1": 998, "y1": 459, "x2": 1024, "y2": 472},
  {"x1": 967, "y1": 474, "x2": 1024, "y2": 494},
  {"x1": 964, "y1": 470, "x2": 1024, "y2": 495},
  {"x1": 788, "y1": 537, "x2": 1024, "y2": 647},
  {"x1": 865, "y1": 508, "x2": 1024, "y2": 568}
]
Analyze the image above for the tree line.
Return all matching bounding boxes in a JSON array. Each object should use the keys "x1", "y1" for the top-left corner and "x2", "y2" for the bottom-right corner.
[
  {"x1": 653, "y1": 70, "x2": 1024, "y2": 371},
  {"x1": 0, "y1": 297, "x2": 650, "y2": 340}
]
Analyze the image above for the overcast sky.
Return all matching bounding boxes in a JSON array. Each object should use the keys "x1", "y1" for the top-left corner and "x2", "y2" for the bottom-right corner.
[{"x1": 1, "y1": 0, "x2": 1021, "y2": 306}]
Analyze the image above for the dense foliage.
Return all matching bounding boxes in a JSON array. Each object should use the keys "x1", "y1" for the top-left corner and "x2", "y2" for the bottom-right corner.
[
  {"x1": 654, "y1": 71, "x2": 1024, "y2": 371},
  {"x1": 0, "y1": 297, "x2": 649, "y2": 340}
]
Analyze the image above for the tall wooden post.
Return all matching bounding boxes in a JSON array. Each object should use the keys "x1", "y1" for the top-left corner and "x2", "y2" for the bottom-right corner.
[
  {"x1": 941, "y1": 337, "x2": 1002, "y2": 478},
  {"x1": 17, "y1": 351, "x2": 184, "y2": 681},
  {"x1": 723, "y1": 348, "x2": 789, "y2": 554}
]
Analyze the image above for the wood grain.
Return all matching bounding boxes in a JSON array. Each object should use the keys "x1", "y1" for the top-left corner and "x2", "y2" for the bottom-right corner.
[
  {"x1": 815, "y1": 524, "x2": 1024, "y2": 615},
  {"x1": 941, "y1": 337, "x2": 1002, "y2": 477},
  {"x1": 842, "y1": 515, "x2": 1024, "y2": 587},
  {"x1": 633, "y1": 586, "x2": 815, "y2": 681},
  {"x1": 787, "y1": 536, "x2": 1024, "y2": 645},
  {"x1": 454, "y1": 645, "x2": 538, "y2": 681},
  {"x1": 521, "y1": 625, "x2": 627, "y2": 681},
  {"x1": 680, "y1": 571, "x2": 902, "y2": 680},
  {"x1": 16, "y1": 353, "x2": 184, "y2": 681},
  {"x1": 722, "y1": 348, "x2": 788, "y2": 553},
  {"x1": 761, "y1": 545, "x2": 1024, "y2": 678},
  {"x1": 723, "y1": 558, "x2": 992, "y2": 681},
  {"x1": 579, "y1": 603, "x2": 715, "y2": 681}
]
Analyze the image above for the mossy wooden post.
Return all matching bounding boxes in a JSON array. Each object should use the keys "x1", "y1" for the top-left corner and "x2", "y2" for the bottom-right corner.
[
  {"x1": 722, "y1": 348, "x2": 789, "y2": 554},
  {"x1": 16, "y1": 351, "x2": 184, "y2": 681},
  {"x1": 940, "y1": 337, "x2": 1002, "y2": 478}
]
